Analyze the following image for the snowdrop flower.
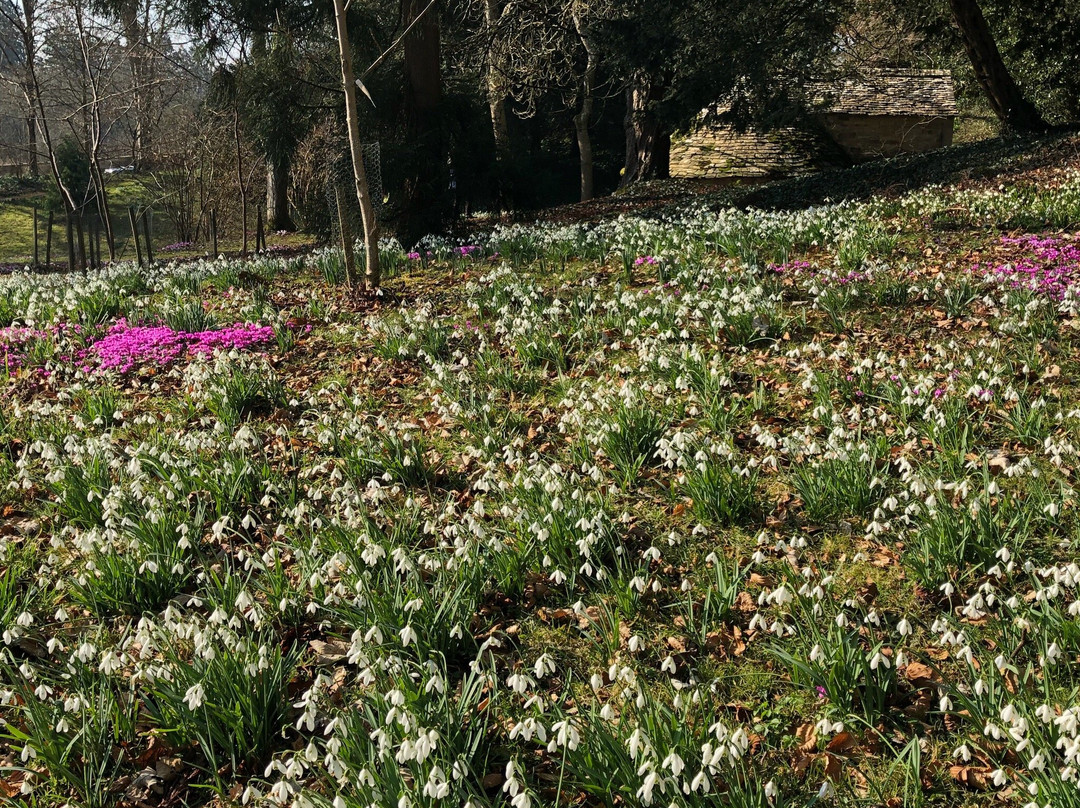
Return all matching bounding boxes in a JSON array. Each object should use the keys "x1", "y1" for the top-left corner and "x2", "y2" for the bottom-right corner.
[{"x1": 183, "y1": 682, "x2": 206, "y2": 710}]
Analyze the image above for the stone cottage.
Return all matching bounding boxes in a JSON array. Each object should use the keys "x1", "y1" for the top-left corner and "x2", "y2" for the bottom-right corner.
[{"x1": 669, "y1": 69, "x2": 958, "y2": 180}]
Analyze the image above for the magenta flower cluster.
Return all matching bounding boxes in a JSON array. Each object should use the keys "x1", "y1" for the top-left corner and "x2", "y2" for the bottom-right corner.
[
  {"x1": 976, "y1": 234, "x2": 1080, "y2": 301},
  {"x1": 770, "y1": 260, "x2": 868, "y2": 285},
  {"x1": 0, "y1": 326, "x2": 45, "y2": 370},
  {"x1": 160, "y1": 241, "x2": 195, "y2": 253},
  {"x1": 82, "y1": 318, "x2": 276, "y2": 374},
  {"x1": 634, "y1": 256, "x2": 660, "y2": 267}
]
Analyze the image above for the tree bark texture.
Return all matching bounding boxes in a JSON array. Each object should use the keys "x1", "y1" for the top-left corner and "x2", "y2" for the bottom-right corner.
[
  {"x1": 483, "y1": 0, "x2": 511, "y2": 206},
  {"x1": 332, "y1": 0, "x2": 380, "y2": 288},
  {"x1": 621, "y1": 78, "x2": 669, "y2": 186},
  {"x1": 948, "y1": 0, "x2": 1047, "y2": 131},
  {"x1": 573, "y1": 10, "x2": 598, "y2": 202},
  {"x1": 266, "y1": 154, "x2": 294, "y2": 231}
]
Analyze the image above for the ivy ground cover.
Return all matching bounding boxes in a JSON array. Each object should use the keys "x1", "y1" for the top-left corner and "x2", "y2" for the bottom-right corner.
[{"x1": 5, "y1": 171, "x2": 1080, "y2": 807}]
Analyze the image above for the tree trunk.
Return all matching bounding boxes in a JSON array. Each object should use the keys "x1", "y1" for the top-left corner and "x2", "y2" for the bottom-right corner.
[
  {"x1": 948, "y1": 0, "x2": 1047, "y2": 132},
  {"x1": 234, "y1": 108, "x2": 248, "y2": 257},
  {"x1": 266, "y1": 154, "x2": 294, "y2": 231},
  {"x1": 25, "y1": 115, "x2": 37, "y2": 177},
  {"x1": 91, "y1": 164, "x2": 116, "y2": 260},
  {"x1": 400, "y1": 0, "x2": 445, "y2": 244},
  {"x1": 574, "y1": 112, "x2": 594, "y2": 203},
  {"x1": 20, "y1": 0, "x2": 38, "y2": 177},
  {"x1": 483, "y1": 0, "x2": 511, "y2": 206},
  {"x1": 572, "y1": 10, "x2": 598, "y2": 202},
  {"x1": 621, "y1": 78, "x2": 669, "y2": 186},
  {"x1": 119, "y1": 0, "x2": 152, "y2": 167},
  {"x1": 332, "y1": 0, "x2": 380, "y2": 289}
]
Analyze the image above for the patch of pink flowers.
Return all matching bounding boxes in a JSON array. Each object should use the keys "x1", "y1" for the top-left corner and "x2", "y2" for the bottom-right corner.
[
  {"x1": 770, "y1": 260, "x2": 868, "y2": 285},
  {"x1": 82, "y1": 318, "x2": 276, "y2": 374},
  {"x1": 977, "y1": 234, "x2": 1080, "y2": 300},
  {"x1": 0, "y1": 326, "x2": 45, "y2": 370}
]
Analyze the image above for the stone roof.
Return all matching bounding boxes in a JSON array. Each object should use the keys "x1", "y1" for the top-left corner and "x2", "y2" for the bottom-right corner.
[{"x1": 811, "y1": 69, "x2": 958, "y2": 118}]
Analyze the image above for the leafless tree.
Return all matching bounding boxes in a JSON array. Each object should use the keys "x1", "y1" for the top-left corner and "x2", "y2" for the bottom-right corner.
[
  {"x1": 474, "y1": 0, "x2": 613, "y2": 202},
  {"x1": 332, "y1": 0, "x2": 379, "y2": 288}
]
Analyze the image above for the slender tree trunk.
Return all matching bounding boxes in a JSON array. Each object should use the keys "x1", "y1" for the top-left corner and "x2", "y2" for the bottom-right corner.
[
  {"x1": 234, "y1": 108, "x2": 248, "y2": 257},
  {"x1": 332, "y1": 0, "x2": 380, "y2": 288},
  {"x1": 24, "y1": 115, "x2": 37, "y2": 177},
  {"x1": 128, "y1": 206, "x2": 143, "y2": 266},
  {"x1": 75, "y1": 214, "x2": 86, "y2": 272},
  {"x1": 119, "y1": 0, "x2": 152, "y2": 167},
  {"x1": 948, "y1": 0, "x2": 1047, "y2": 131},
  {"x1": 621, "y1": 77, "x2": 669, "y2": 186},
  {"x1": 266, "y1": 154, "x2": 294, "y2": 231},
  {"x1": 572, "y1": 10, "x2": 598, "y2": 202},
  {"x1": 90, "y1": 164, "x2": 115, "y2": 260},
  {"x1": 483, "y1": 0, "x2": 511, "y2": 206},
  {"x1": 20, "y1": 0, "x2": 38, "y2": 177}
]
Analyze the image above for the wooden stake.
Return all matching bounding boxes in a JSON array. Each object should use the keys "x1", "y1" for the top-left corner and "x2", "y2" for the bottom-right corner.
[
  {"x1": 66, "y1": 211, "x2": 75, "y2": 270},
  {"x1": 142, "y1": 209, "x2": 154, "y2": 265},
  {"x1": 128, "y1": 207, "x2": 143, "y2": 266},
  {"x1": 45, "y1": 211, "x2": 53, "y2": 268},
  {"x1": 210, "y1": 208, "x2": 218, "y2": 257},
  {"x1": 32, "y1": 206, "x2": 39, "y2": 268},
  {"x1": 75, "y1": 214, "x2": 86, "y2": 272}
]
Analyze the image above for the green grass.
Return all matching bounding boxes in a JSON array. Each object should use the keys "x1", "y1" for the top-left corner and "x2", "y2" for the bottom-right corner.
[{"x1": 5, "y1": 152, "x2": 1080, "y2": 806}]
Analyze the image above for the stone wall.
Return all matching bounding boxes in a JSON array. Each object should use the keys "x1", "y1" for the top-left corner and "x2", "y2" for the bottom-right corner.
[
  {"x1": 669, "y1": 126, "x2": 814, "y2": 180},
  {"x1": 670, "y1": 114, "x2": 955, "y2": 179}
]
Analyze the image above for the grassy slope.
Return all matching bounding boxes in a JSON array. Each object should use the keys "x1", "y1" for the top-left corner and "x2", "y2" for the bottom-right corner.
[{"x1": 3, "y1": 137, "x2": 1080, "y2": 805}]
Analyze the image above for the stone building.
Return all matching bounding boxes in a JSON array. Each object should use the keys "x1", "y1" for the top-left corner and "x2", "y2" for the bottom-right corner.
[{"x1": 669, "y1": 69, "x2": 958, "y2": 180}]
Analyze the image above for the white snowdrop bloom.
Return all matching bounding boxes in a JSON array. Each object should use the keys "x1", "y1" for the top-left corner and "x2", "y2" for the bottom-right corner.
[
  {"x1": 534, "y1": 654, "x2": 555, "y2": 678},
  {"x1": 547, "y1": 719, "x2": 580, "y2": 752},
  {"x1": 183, "y1": 683, "x2": 206, "y2": 710},
  {"x1": 767, "y1": 585, "x2": 793, "y2": 606},
  {"x1": 764, "y1": 780, "x2": 778, "y2": 799},
  {"x1": 98, "y1": 650, "x2": 122, "y2": 675},
  {"x1": 897, "y1": 618, "x2": 912, "y2": 637},
  {"x1": 636, "y1": 770, "x2": 659, "y2": 805},
  {"x1": 1043, "y1": 642, "x2": 1062, "y2": 665},
  {"x1": 400, "y1": 624, "x2": 418, "y2": 647},
  {"x1": 869, "y1": 651, "x2": 890, "y2": 670}
]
